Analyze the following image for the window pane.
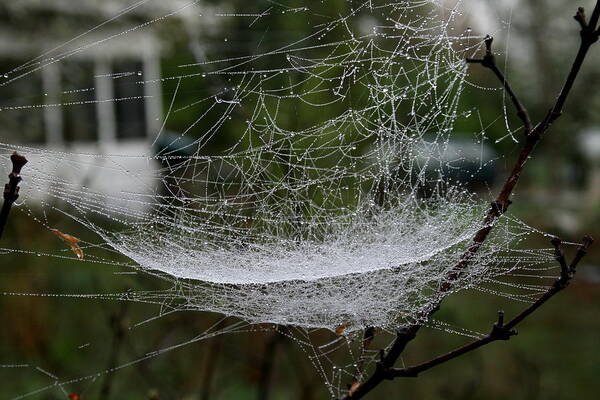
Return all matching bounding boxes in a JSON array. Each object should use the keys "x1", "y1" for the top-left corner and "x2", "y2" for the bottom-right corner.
[
  {"x1": 113, "y1": 61, "x2": 146, "y2": 139},
  {"x1": 61, "y1": 61, "x2": 97, "y2": 142}
]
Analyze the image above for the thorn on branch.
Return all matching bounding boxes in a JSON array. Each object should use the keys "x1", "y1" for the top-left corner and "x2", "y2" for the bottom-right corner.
[
  {"x1": 491, "y1": 310, "x2": 517, "y2": 340},
  {"x1": 496, "y1": 309, "x2": 504, "y2": 327}
]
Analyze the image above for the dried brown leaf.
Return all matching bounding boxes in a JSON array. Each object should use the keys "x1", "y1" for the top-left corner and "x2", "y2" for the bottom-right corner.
[
  {"x1": 50, "y1": 228, "x2": 84, "y2": 259},
  {"x1": 335, "y1": 323, "x2": 349, "y2": 336}
]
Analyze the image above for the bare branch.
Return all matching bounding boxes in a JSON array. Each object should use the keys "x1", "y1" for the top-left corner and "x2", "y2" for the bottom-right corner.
[
  {"x1": 386, "y1": 236, "x2": 593, "y2": 379},
  {"x1": 0, "y1": 152, "x2": 28, "y2": 239},
  {"x1": 448, "y1": 0, "x2": 600, "y2": 297},
  {"x1": 540, "y1": 6, "x2": 600, "y2": 131},
  {"x1": 388, "y1": 312, "x2": 514, "y2": 379},
  {"x1": 341, "y1": 3, "x2": 600, "y2": 398},
  {"x1": 467, "y1": 36, "x2": 534, "y2": 135},
  {"x1": 341, "y1": 326, "x2": 419, "y2": 399}
]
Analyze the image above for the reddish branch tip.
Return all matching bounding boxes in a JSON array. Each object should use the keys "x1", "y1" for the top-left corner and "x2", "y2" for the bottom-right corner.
[
  {"x1": 10, "y1": 152, "x2": 28, "y2": 174},
  {"x1": 575, "y1": 7, "x2": 588, "y2": 29}
]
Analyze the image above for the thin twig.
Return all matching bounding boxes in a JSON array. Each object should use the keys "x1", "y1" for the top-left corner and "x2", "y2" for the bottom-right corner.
[
  {"x1": 388, "y1": 311, "x2": 514, "y2": 379},
  {"x1": 0, "y1": 152, "x2": 28, "y2": 239},
  {"x1": 467, "y1": 36, "x2": 534, "y2": 134},
  {"x1": 538, "y1": 9, "x2": 600, "y2": 132},
  {"x1": 342, "y1": 3, "x2": 600, "y2": 398},
  {"x1": 387, "y1": 236, "x2": 593, "y2": 378}
]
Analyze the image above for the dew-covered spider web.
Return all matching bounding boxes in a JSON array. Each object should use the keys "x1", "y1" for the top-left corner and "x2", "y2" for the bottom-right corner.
[{"x1": 0, "y1": 0, "x2": 567, "y2": 398}]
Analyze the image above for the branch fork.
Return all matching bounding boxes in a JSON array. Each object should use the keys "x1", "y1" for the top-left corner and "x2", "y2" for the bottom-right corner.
[{"x1": 574, "y1": 7, "x2": 600, "y2": 42}]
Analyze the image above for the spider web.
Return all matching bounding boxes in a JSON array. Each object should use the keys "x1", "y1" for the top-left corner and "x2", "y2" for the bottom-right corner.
[{"x1": 0, "y1": 0, "x2": 561, "y2": 398}]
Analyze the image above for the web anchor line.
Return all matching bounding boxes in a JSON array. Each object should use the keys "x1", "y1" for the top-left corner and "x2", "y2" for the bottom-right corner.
[{"x1": 342, "y1": 3, "x2": 599, "y2": 399}]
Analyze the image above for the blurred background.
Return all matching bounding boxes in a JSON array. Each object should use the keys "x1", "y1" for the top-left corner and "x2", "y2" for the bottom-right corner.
[{"x1": 0, "y1": 1, "x2": 599, "y2": 399}]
